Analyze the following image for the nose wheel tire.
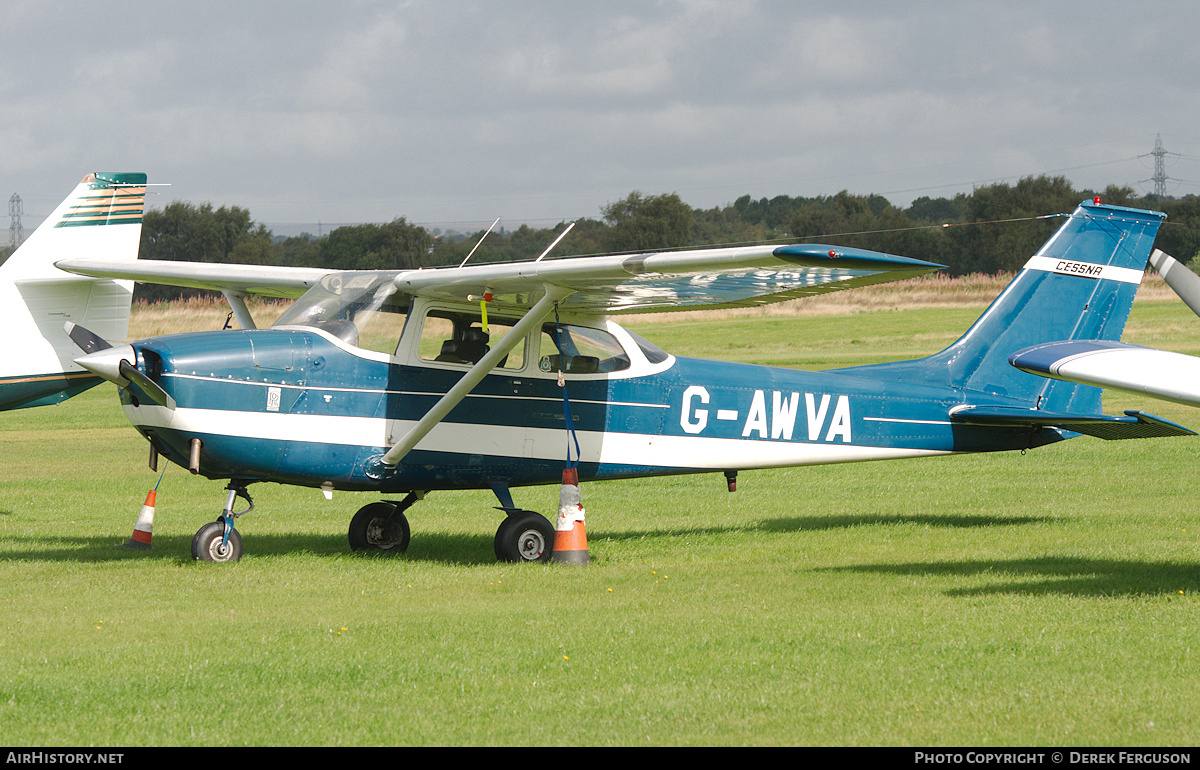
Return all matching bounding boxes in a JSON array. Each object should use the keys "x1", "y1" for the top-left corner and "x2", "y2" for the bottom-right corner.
[
  {"x1": 192, "y1": 520, "x2": 243, "y2": 562},
  {"x1": 494, "y1": 510, "x2": 555, "y2": 563}
]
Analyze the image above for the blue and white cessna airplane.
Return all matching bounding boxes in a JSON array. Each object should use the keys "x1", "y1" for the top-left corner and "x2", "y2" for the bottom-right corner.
[
  {"x1": 58, "y1": 198, "x2": 1193, "y2": 563},
  {"x1": 0, "y1": 172, "x2": 145, "y2": 411}
]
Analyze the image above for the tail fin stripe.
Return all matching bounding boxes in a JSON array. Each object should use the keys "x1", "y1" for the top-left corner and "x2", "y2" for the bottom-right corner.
[{"x1": 1022, "y1": 255, "x2": 1143, "y2": 284}]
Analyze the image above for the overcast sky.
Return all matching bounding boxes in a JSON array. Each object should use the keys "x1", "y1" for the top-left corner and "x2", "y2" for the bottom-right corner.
[{"x1": 4, "y1": 1, "x2": 1199, "y2": 237}]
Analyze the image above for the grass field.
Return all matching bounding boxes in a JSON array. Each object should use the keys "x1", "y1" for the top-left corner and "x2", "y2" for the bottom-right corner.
[{"x1": 1, "y1": 281, "x2": 1199, "y2": 746}]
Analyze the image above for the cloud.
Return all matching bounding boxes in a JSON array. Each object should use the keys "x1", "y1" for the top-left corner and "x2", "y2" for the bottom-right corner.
[{"x1": 2, "y1": 1, "x2": 1198, "y2": 232}]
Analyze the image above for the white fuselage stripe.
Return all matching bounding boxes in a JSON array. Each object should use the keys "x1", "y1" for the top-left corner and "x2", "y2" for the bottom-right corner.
[
  {"x1": 127, "y1": 405, "x2": 950, "y2": 470},
  {"x1": 862, "y1": 416, "x2": 954, "y2": 426}
]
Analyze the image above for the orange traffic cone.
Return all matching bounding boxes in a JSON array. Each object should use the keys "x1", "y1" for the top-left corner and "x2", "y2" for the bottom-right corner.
[
  {"x1": 551, "y1": 467, "x2": 589, "y2": 564},
  {"x1": 118, "y1": 488, "x2": 157, "y2": 550}
]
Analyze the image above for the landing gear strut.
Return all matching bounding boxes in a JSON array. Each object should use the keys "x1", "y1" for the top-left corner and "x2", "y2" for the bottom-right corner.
[
  {"x1": 487, "y1": 482, "x2": 555, "y2": 563},
  {"x1": 348, "y1": 492, "x2": 422, "y2": 554},
  {"x1": 192, "y1": 483, "x2": 253, "y2": 562}
]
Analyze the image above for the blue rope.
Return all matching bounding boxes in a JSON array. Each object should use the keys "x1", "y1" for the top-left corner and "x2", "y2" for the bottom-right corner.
[{"x1": 555, "y1": 307, "x2": 581, "y2": 468}]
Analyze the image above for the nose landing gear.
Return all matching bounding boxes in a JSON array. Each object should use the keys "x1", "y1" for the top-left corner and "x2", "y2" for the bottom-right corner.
[{"x1": 192, "y1": 483, "x2": 253, "y2": 563}]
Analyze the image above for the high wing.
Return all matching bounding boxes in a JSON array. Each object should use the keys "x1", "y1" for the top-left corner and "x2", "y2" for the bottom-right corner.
[
  {"x1": 381, "y1": 243, "x2": 943, "y2": 463},
  {"x1": 58, "y1": 243, "x2": 944, "y2": 336},
  {"x1": 391, "y1": 243, "x2": 944, "y2": 314},
  {"x1": 54, "y1": 258, "x2": 331, "y2": 299},
  {"x1": 59, "y1": 242, "x2": 944, "y2": 317},
  {"x1": 54, "y1": 258, "x2": 334, "y2": 330}
]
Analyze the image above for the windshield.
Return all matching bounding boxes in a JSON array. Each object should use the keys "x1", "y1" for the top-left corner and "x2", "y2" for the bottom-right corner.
[{"x1": 272, "y1": 272, "x2": 408, "y2": 350}]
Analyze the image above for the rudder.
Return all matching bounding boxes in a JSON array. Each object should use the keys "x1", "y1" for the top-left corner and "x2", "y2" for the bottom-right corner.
[{"x1": 846, "y1": 199, "x2": 1165, "y2": 413}]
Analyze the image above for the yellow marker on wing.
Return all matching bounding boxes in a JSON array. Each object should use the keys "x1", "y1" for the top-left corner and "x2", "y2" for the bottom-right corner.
[{"x1": 468, "y1": 291, "x2": 493, "y2": 332}]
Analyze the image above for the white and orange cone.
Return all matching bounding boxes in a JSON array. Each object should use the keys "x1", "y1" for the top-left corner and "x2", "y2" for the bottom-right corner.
[
  {"x1": 551, "y1": 467, "x2": 589, "y2": 564},
  {"x1": 118, "y1": 488, "x2": 157, "y2": 550}
]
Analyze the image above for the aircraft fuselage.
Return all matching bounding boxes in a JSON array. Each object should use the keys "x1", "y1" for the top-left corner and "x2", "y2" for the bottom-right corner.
[{"x1": 119, "y1": 322, "x2": 1064, "y2": 494}]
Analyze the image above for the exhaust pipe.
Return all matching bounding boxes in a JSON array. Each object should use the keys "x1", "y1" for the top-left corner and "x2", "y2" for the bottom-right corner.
[{"x1": 189, "y1": 439, "x2": 202, "y2": 474}]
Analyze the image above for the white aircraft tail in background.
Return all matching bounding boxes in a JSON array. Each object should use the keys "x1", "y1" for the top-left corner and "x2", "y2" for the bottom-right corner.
[{"x1": 0, "y1": 172, "x2": 146, "y2": 410}]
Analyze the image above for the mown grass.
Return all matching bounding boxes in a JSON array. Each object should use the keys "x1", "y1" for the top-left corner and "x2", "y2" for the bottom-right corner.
[{"x1": 1, "y1": 282, "x2": 1198, "y2": 746}]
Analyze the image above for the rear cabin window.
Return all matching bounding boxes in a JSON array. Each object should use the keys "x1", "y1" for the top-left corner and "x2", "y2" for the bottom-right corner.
[{"x1": 417, "y1": 310, "x2": 525, "y2": 370}]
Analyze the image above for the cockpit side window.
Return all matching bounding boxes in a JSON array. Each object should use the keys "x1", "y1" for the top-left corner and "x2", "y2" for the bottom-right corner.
[
  {"x1": 417, "y1": 309, "x2": 525, "y2": 370},
  {"x1": 538, "y1": 323, "x2": 631, "y2": 374}
]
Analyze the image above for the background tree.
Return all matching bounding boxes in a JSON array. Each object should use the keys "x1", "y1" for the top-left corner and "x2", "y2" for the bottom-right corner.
[
  {"x1": 316, "y1": 218, "x2": 433, "y2": 271},
  {"x1": 138, "y1": 201, "x2": 273, "y2": 300},
  {"x1": 601, "y1": 191, "x2": 693, "y2": 252},
  {"x1": 944, "y1": 176, "x2": 1081, "y2": 274}
]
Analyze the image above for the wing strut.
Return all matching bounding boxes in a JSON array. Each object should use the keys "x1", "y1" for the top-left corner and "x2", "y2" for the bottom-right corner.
[
  {"x1": 221, "y1": 289, "x2": 257, "y2": 330},
  {"x1": 379, "y1": 285, "x2": 574, "y2": 467}
]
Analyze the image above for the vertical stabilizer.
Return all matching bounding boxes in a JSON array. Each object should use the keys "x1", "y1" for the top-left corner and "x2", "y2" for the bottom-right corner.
[
  {"x1": 847, "y1": 200, "x2": 1165, "y2": 414},
  {"x1": 0, "y1": 173, "x2": 146, "y2": 410}
]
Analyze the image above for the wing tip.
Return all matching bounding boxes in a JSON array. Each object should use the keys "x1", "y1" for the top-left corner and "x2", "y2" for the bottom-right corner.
[{"x1": 772, "y1": 244, "x2": 946, "y2": 271}]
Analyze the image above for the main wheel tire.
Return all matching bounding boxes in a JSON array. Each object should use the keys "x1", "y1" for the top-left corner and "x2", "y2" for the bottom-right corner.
[
  {"x1": 494, "y1": 511, "x2": 555, "y2": 563},
  {"x1": 348, "y1": 502, "x2": 411, "y2": 553},
  {"x1": 192, "y1": 520, "x2": 243, "y2": 562}
]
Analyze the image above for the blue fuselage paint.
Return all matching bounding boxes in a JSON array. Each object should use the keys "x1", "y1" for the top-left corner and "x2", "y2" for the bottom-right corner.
[{"x1": 121, "y1": 326, "x2": 1060, "y2": 494}]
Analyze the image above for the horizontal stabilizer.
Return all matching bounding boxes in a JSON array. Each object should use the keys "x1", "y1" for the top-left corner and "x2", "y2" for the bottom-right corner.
[
  {"x1": 949, "y1": 404, "x2": 1195, "y2": 440},
  {"x1": 1010, "y1": 340, "x2": 1200, "y2": 408}
]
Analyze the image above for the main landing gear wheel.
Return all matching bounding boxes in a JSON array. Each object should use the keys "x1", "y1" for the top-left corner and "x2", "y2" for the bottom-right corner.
[
  {"x1": 349, "y1": 502, "x2": 411, "y2": 554},
  {"x1": 192, "y1": 520, "x2": 243, "y2": 563},
  {"x1": 494, "y1": 510, "x2": 555, "y2": 563}
]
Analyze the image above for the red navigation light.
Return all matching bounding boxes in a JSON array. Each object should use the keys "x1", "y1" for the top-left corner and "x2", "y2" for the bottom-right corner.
[{"x1": 1093, "y1": 196, "x2": 1102, "y2": 205}]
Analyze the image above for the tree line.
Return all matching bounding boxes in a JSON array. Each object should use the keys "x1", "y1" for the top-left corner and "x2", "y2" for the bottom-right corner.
[{"x1": 6, "y1": 175, "x2": 1200, "y2": 301}]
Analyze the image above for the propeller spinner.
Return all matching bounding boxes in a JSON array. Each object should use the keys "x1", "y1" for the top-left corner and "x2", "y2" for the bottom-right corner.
[{"x1": 66, "y1": 323, "x2": 176, "y2": 410}]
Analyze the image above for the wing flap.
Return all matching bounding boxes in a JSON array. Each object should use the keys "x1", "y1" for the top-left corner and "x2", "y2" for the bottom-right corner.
[{"x1": 949, "y1": 404, "x2": 1195, "y2": 440}]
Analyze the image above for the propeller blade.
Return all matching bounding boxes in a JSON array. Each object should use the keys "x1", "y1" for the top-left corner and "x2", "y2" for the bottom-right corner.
[
  {"x1": 119, "y1": 359, "x2": 176, "y2": 410},
  {"x1": 73, "y1": 344, "x2": 176, "y2": 410},
  {"x1": 64, "y1": 322, "x2": 113, "y2": 354},
  {"x1": 1149, "y1": 250, "x2": 1200, "y2": 319}
]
